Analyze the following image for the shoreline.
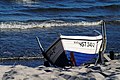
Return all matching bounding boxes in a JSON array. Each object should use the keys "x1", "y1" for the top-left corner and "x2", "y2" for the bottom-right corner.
[{"x1": 0, "y1": 60, "x2": 120, "y2": 80}]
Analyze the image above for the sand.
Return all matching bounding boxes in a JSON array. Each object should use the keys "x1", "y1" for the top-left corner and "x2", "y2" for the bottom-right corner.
[{"x1": 0, "y1": 60, "x2": 120, "y2": 80}]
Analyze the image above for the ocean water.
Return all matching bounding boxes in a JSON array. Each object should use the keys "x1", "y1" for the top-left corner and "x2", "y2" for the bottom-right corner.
[{"x1": 0, "y1": 0, "x2": 120, "y2": 67}]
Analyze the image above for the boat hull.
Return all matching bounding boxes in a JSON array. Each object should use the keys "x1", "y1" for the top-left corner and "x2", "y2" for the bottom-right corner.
[
  {"x1": 65, "y1": 50, "x2": 98, "y2": 66},
  {"x1": 45, "y1": 35, "x2": 103, "y2": 67}
]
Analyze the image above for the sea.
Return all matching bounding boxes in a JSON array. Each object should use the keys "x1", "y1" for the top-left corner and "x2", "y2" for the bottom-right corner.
[{"x1": 0, "y1": 0, "x2": 120, "y2": 67}]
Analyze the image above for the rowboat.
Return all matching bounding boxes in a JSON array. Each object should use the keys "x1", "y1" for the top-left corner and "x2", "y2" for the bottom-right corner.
[{"x1": 36, "y1": 21, "x2": 107, "y2": 67}]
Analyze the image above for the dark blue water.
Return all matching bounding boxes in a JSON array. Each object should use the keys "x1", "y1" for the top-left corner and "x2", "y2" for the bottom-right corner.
[{"x1": 0, "y1": 0, "x2": 120, "y2": 67}]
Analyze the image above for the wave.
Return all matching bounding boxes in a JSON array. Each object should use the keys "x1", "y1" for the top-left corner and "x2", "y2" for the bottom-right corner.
[
  {"x1": 19, "y1": 7, "x2": 86, "y2": 13},
  {"x1": 10, "y1": 0, "x2": 39, "y2": 4},
  {"x1": 96, "y1": 4, "x2": 120, "y2": 10},
  {"x1": 107, "y1": 20, "x2": 120, "y2": 25},
  {"x1": 0, "y1": 20, "x2": 103, "y2": 29}
]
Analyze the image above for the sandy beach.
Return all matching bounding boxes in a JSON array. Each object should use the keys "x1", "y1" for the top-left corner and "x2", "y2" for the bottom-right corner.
[{"x1": 0, "y1": 60, "x2": 120, "y2": 80}]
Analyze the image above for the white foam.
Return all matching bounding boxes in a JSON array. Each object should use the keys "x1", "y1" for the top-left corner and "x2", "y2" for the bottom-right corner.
[
  {"x1": 14, "y1": 0, "x2": 38, "y2": 5},
  {"x1": 0, "y1": 20, "x2": 103, "y2": 29}
]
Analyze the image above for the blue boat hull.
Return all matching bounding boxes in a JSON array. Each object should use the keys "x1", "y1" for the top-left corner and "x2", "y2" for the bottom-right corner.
[
  {"x1": 54, "y1": 51, "x2": 98, "y2": 67},
  {"x1": 66, "y1": 50, "x2": 98, "y2": 66}
]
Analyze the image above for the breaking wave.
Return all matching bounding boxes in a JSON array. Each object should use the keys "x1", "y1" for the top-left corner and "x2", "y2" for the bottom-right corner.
[
  {"x1": 0, "y1": 20, "x2": 103, "y2": 29},
  {"x1": 11, "y1": 0, "x2": 39, "y2": 4}
]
